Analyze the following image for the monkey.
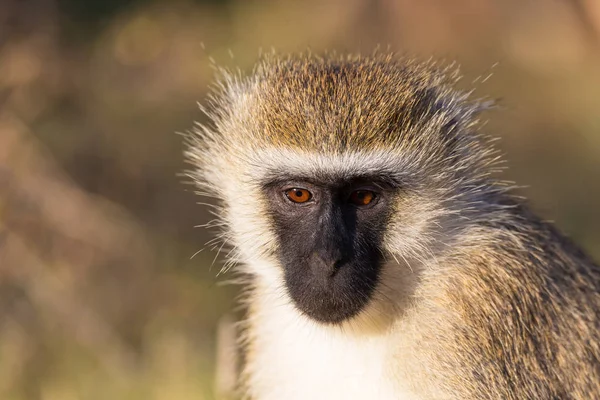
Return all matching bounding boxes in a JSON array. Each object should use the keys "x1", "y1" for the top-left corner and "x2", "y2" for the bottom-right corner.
[{"x1": 184, "y1": 53, "x2": 600, "y2": 400}]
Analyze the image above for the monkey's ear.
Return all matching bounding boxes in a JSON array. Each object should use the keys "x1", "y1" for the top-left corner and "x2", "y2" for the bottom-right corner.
[
  {"x1": 445, "y1": 100, "x2": 502, "y2": 170},
  {"x1": 406, "y1": 87, "x2": 492, "y2": 133},
  {"x1": 427, "y1": 91, "x2": 497, "y2": 160}
]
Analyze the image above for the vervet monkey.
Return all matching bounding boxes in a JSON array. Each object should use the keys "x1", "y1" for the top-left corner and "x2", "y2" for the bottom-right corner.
[{"x1": 185, "y1": 53, "x2": 600, "y2": 399}]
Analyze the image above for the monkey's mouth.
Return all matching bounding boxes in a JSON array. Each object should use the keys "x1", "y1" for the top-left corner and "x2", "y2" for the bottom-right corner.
[{"x1": 283, "y1": 260, "x2": 380, "y2": 324}]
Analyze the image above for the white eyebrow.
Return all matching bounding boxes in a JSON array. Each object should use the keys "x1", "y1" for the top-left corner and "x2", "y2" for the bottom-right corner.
[{"x1": 245, "y1": 148, "x2": 419, "y2": 183}]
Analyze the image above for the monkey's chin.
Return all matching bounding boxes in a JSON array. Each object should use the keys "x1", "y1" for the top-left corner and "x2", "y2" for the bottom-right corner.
[
  {"x1": 292, "y1": 297, "x2": 364, "y2": 324},
  {"x1": 283, "y1": 264, "x2": 379, "y2": 324}
]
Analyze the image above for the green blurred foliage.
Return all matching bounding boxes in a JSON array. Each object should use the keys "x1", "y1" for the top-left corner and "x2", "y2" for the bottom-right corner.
[{"x1": 0, "y1": 0, "x2": 599, "y2": 399}]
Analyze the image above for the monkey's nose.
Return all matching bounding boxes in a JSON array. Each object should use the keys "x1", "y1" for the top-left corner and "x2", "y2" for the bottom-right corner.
[{"x1": 312, "y1": 250, "x2": 344, "y2": 278}]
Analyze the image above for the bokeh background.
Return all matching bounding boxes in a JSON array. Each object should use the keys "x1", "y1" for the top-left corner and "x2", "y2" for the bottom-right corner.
[{"x1": 1, "y1": 0, "x2": 599, "y2": 398}]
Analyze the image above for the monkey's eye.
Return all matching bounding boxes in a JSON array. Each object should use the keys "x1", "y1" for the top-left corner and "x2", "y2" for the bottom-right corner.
[
  {"x1": 349, "y1": 190, "x2": 376, "y2": 206},
  {"x1": 285, "y1": 188, "x2": 312, "y2": 203}
]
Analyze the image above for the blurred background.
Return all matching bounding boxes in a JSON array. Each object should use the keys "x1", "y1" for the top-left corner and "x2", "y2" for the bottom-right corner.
[{"x1": 1, "y1": 0, "x2": 599, "y2": 398}]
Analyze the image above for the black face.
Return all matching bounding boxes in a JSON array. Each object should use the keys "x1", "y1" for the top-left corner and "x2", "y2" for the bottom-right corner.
[{"x1": 264, "y1": 176, "x2": 396, "y2": 324}]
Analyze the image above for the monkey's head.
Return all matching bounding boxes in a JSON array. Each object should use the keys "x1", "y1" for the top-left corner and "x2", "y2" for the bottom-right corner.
[{"x1": 186, "y1": 54, "x2": 500, "y2": 324}]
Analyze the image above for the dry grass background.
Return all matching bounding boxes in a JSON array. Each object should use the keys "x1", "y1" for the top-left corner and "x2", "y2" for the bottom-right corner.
[{"x1": 1, "y1": 0, "x2": 599, "y2": 398}]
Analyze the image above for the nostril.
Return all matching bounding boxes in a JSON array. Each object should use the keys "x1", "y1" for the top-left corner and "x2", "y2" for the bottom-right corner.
[
  {"x1": 313, "y1": 252, "x2": 344, "y2": 278},
  {"x1": 329, "y1": 259, "x2": 343, "y2": 277}
]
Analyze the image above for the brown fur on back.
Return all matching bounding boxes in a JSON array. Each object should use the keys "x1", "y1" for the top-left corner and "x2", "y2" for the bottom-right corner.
[{"x1": 442, "y1": 205, "x2": 600, "y2": 398}]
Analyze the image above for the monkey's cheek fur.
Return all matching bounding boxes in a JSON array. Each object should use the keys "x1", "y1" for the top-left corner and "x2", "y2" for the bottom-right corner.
[{"x1": 282, "y1": 261, "x2": 380, "y2": 324}]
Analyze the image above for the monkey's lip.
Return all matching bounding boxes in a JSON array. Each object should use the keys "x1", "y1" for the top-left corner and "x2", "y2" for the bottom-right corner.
[{"x1": 283, "y1": 262, "x2": 378, "y2": 324}]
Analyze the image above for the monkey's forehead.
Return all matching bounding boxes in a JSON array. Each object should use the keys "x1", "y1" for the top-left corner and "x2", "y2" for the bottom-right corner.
[
  {"x1": 213, "y1": 54, "x2": 476, "y2": 153},
  {"x1": 238, "y1": 147, "x2": 416, "y2": 186}
]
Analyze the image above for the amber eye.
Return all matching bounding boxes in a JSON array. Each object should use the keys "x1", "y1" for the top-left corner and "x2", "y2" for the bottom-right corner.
[
  {"x1": 349, "y1": 190, "x2": 376, "y2": 206},
  {"x1": 285, "y1": 188, "x2": 312, "y2": 203}
]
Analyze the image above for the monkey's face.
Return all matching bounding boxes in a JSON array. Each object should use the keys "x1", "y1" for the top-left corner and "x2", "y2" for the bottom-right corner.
[
  {"x1": 189, "y1": 55, "x2": 494, "y2": 325},
  {"x1": 263, "y1": 175, "x2": 397, "y2": 324}
]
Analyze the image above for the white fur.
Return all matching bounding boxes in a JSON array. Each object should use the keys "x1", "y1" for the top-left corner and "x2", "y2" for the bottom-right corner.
[
  {"x1": 246, "y1": 270, "x2": 422, "y2": 400},
  {"x1": 243, "y1": 148, "x2": 420, "y2": 182},
  {"x1": 242, "y1": 259, "x2": 457, "y2": 400}
]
